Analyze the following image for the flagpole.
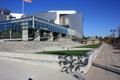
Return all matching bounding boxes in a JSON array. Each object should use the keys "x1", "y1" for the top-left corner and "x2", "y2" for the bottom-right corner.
[{"x1": 22, "y1": 0, "x2": 24, "y2": 14}]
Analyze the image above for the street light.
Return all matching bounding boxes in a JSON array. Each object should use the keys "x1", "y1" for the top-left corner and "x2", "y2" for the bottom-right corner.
[
  {"x1": 110, "y1": 29, "x2": 116, "y2": 37},
  {"x1": 118, "y1": 26, "x2": 120, "y2": 37},
  {"x1": 110, "y1": 29, "x2": 116, "y2": 47}
]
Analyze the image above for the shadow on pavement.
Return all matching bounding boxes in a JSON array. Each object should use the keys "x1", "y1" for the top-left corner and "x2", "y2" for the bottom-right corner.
[
  {"x1": 92, "y1": 63, "x2": 120, "y2": 75},
  {"x1": 112, "y1": 65, "x2": 120, "y2": 69},
  {"x1": 113, "y1": 51, "x2": 120, "y2": 54}
]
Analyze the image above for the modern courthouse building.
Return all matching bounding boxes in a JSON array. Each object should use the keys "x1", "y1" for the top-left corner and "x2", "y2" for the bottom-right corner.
[{"x1": 0, "y1": 8, "x2": 83, "y2": 41}]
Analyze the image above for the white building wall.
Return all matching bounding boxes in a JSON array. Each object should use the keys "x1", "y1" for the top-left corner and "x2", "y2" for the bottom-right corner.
[{"x1": 54, "y1": 13, "x2": 59, "y2": 24}]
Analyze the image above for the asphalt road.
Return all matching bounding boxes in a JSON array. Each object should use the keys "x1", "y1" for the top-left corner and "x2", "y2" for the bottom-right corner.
[{"x1": 0, "y1": 59, "x2": 77, "y2": 80}]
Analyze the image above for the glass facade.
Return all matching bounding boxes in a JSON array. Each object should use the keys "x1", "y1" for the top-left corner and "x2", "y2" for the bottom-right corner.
[{"x1": 0, "y1": 16, "x2": 68, "y2": 34}]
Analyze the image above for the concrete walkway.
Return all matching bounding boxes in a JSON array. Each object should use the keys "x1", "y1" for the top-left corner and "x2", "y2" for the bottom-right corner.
[
  {"x1": 85, "y1": 43, "x2": 120, "y2": 80},
  {"x1": 0, "y1": 59, "x2": 77, "y2": 80}
]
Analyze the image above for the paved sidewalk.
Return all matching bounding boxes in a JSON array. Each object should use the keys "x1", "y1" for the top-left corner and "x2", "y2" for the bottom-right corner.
[
  {"x1": 85, "y1": 43, "x2": 120, "y2": 80},
  {"x1": 0, "y1": 59, "x2": 77, "y2": 80}
]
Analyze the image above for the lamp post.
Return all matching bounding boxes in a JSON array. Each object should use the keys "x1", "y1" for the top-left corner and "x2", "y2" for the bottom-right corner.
[
  {"x1": 118, "y1": 26, "x2": 120, "y2": 37},
  {"x1": 110, "y1": 29, "x2": 116, "y2": 47}
]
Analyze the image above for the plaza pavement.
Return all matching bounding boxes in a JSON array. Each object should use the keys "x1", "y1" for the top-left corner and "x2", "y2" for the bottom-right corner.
[
  {"x1": 85, "y1": 43, "x2": 120, "y2": 80},
  {"x1": 1, "y1": 43, "x2": 119, "y2": 80},
  {"x1": 0, "y1": 59, "x2": 78, "y2": 80}
]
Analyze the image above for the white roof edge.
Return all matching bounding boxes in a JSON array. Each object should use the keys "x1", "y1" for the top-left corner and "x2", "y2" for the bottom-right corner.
[
  {"x1": 48, "y1": 10, "x2": 77, "y2": 13},
  {"x1": 11, "y1": 13, "x2": 24, "y2": 15},
  {"x1": 10, "y1": 13, "x2": 24, "y2": 19}
]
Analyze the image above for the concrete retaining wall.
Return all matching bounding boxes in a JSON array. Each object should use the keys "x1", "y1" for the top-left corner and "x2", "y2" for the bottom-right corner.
[{"x1": 0, "y1": 41, "x2": 80, "y2": 53}]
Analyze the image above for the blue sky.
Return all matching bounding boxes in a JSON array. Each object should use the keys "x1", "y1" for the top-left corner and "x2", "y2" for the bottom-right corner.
[{"x1": 0, "y1": 0, "x2": 120, "y2": 37}]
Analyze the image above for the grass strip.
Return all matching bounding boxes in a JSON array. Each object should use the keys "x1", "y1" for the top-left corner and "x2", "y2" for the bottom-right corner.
[
  {"x1": 35, "y1": 50, "x2": 89, "y2": 56},
  {"x1": 75, "y1": 44, "x2": 101, "y2": 48}
]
